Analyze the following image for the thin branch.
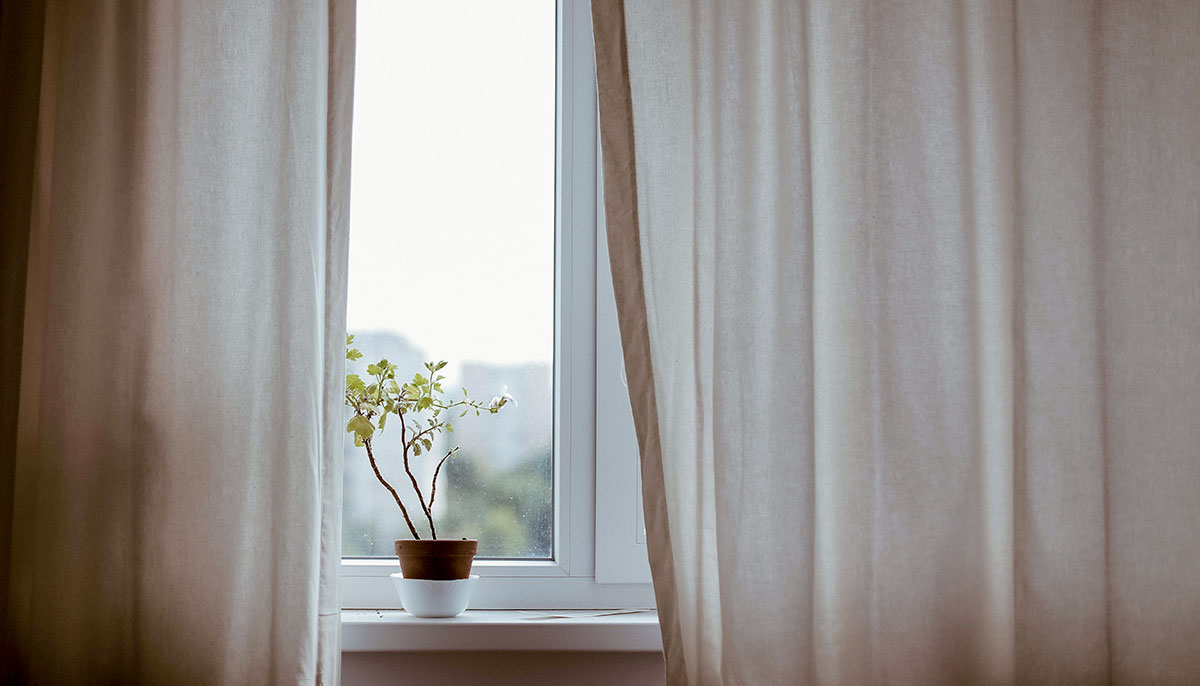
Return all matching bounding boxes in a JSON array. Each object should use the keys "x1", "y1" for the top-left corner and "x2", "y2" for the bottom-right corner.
[
  {"x1": 398, "y1": 407, "x2": 437, "y2": 539},
  {"x1": 435, "y1": 398, "x2": 489, "y2": 412},
  {"x1": 407, "y1": 423, "x2": 440, "y2": 448},
  {"x1": 428, "y1": 446, "x2": 460, "y2": 511},
  {"x1": 364, "y1": 437, "x2": 420, "y2": 539}
]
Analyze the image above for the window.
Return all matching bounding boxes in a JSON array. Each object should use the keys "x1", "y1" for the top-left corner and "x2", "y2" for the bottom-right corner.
[
  {"x1": 342, "y1": 0, "x2": 653, "y2": 609},
  {"x1": 343, "y1": 0, "x2": 555, "y2": 562}
]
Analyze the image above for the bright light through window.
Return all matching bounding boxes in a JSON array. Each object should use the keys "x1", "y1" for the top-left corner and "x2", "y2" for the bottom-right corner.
[{"x1": 344, "y1": 1, "x2": 556, "y2": 559}]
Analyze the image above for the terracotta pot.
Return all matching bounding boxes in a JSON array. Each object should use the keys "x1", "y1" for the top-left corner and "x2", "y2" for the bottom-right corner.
[{"x1": 394, "y1": 539, "x2": 478, "y2": 580}]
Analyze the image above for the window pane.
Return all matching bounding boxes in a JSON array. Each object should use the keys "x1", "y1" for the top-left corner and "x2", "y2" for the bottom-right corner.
[{"x1": 343, "y1": 0, "x2": 555, "y2": 559}]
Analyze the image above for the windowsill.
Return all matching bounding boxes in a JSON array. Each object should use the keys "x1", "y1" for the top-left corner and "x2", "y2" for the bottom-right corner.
[{"x1": 341, "y1": 609, "x2": 662, "y2": 653}]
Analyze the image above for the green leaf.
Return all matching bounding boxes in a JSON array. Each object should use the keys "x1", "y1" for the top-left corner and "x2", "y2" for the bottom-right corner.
[
  {"x1": 422, "y1": 438, "x2": 432, "y2": 451},
  {"x1": 435, "y1": 360, "x2": 448, "y2": 371},
  {"x1": 366, "y1": 363, "x2": 381, "y2": 376},
  {"x1": 378, "y1": 413, "x2": 387, "y2": 430},
  {"x1": 346, "y1": 374, "x2": 366, "y2": 391},
  {"x1": 412, "y1": 442, "x2": 422, "y2": 456},
  {"x1": 346, "y1": 415, "x2": 375, "y2": 440},
  {"x1": 345, "y1": 334, "x2": 362, "y2": 361},
  {"x1": 353, "y1": 434, "x2": 364, "y2": 447}
]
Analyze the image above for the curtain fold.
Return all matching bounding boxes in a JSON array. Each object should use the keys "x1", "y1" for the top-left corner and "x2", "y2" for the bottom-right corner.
[
  {"x1": 593, "y1": 1, "x2": 1200, "y2": 684},
  {"x1": 2, "y1": 1, "x2": 354, "y2": 683}
]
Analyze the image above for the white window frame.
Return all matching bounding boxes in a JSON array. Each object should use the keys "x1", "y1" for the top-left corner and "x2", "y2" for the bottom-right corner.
[
  {"x1": 593, "y1": 183, "x2": 653, "y2": 584},
  {"x1": 340, "y1": 0, "x2": 654, "y2": 610}
]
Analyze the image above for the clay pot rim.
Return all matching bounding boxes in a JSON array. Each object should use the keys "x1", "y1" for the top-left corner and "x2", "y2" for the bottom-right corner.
[{"x1": 394, "y1": 538, "x2": 478, "y2": 548}]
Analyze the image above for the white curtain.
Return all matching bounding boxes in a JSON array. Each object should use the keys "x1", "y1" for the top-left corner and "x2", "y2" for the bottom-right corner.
[
  {"x1": 1, "y1": 1, "x2": 354, "y2": 683},
  {"x1": 593, "y1": 1, "x2": 1200, "y2": 684}
]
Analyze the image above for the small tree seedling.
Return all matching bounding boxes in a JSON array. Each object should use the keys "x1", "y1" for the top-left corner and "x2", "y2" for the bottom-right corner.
[{"x1": 344, "y1": 334, "x2": 515, "y2": 539}]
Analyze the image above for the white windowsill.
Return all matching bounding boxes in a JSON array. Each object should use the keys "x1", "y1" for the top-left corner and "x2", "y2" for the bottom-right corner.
[{"x1": 341, "y1": 609, "x2": 662, "y2": 653}]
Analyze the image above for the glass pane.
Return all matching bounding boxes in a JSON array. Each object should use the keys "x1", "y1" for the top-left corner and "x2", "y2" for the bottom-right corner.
[{"x1": 343, "y1": 0, "x2": 555, "y2": 559}]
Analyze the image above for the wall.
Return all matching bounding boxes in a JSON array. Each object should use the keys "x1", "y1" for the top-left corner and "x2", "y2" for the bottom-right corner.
[{"x1": 342, "y1": 651, "x2": 665, "y2": 686}]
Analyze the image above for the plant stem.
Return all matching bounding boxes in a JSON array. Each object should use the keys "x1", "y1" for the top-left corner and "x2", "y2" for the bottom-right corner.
[
  {"x1": 398, "y1": 408, "x2": 438, "y2": 539},
  {"x1": 435, "y1": 398, "x2": 487, "y2": 413},
  {"x1": 407, "y1": 423, "x2": 440, "y2": 449},
  {"x1": 429, "y1": 446, "x2": 459, "y2": 511},
  {"x1": 364, "y1": 437, "x2": 420, "y2": 539}
]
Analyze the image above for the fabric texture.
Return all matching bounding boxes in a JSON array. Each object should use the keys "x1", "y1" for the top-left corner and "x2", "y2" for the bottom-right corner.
[
  {"x1": 2, "y1": 1, "x2": 355, "y2": 683},
  {"x1": 592, "y1": 1, "x2": 1200, "y2": 684}
]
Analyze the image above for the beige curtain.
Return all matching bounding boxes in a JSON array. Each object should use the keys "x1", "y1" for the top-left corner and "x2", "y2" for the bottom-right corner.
[
  {"x1": 1, "y1": 1, "x2": 355, "y2": 683},
  {"x1": 593, "y1": 1, "x2": 1200, "y2": 684}
]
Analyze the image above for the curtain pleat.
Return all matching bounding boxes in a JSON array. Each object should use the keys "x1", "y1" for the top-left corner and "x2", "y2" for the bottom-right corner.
[
  {"x1": 591, "y1": 2, "x2": 687, "y2": 681},
  {"x1": 593, "y1": 1, "x2": 1200, "y2": 684},
  {"x1": 2, "y1": 1, "x2": 355, "y2": 683},
  {"x1": 318, "y1": 0, "x2": 356, "y2": 681}
]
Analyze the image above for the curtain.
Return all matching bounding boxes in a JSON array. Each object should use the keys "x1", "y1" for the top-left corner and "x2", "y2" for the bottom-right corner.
[
  {"x1": 1, "y1": 1, "x2": 355, "y2": 683},
  {"x1": 593, "y1": 1, "x2": 1200, "y2": 684}
]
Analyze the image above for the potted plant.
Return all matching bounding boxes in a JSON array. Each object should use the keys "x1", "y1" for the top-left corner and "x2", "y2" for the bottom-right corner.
[{"x1": 344, "y1": 334, "x2": 514, "y2": 615}]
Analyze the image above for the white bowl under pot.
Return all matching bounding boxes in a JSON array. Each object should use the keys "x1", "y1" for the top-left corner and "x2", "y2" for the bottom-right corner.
[{"x1": 390, "y1": 573, "x2": 479, "y2": 618}]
